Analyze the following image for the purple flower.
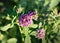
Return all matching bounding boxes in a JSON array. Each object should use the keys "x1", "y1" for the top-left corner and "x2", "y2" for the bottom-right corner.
[
  {"x1": 19, "y1": 14, "x2": 32, "y2": 27},
  {"x1": 28, "y1": 12, "x2": 36, "y2": 16},
  {"x1": 19, "y1": 11, "x2": 38, "y2": 27},
  {"x1": 36, "y1": 29, "x2": 45, "y2": 39},
  {"x1": 28, "y1": 12, "x2": 38, "y2": 20}
]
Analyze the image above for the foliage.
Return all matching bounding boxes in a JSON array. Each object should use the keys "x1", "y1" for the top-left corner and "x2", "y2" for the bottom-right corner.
[{"x1": 0, "y1": 0, "x2": 60, "y2": 43}]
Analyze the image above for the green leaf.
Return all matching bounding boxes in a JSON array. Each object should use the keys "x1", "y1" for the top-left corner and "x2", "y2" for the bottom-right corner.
[
  {"x1": 23, "y1": 27, "x2": 29, "y2": 36},
  {"x1": 47, "y1": 37, "x2": 51, "y2": 43},
  {"x1": 0, "y1": 24, "x2": 13, "y2": 31},
  {"x1": 29, "y1": 24, "x2": 38, "y2": 28},
  {"x1": 7, "y1": 38, "x2": 17, "y2": 43},
  {"x1": 42, "y1": 37, "x2": 46, "y2": 43},
  {"x1": 1, "y1": 35, "x2": 7, "y2": 43},
  {"x1": 52, "y1": 20, "x2": 60, "y2": 33},
  {"x1": 25, "y1": 35, "x2": 31, "y2": 43},
  {"x1": 49, "y1": 0, "x2": 60, "y2": 9},
  {"x1": 30, "y1": 31, "x2": 36, "y2": 36},
  {"x1": 39, "y1": 22, "x2": 42, "y2": 28}
]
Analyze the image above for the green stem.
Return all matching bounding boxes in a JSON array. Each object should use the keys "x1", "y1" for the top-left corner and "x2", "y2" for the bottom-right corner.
[{"x1": 23, "y1": 27, "x2": 29, "y2": 36}]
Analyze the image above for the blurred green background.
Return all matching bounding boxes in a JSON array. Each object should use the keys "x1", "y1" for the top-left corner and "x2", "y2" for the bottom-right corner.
[{"x1": 0, "y1": 0, "x2": 60, "y2": 43}]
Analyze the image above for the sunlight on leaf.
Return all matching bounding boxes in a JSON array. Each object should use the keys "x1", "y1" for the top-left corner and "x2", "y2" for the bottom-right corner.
[
  {"x1": 7, "y1": 38, "x2": 17, "y2": 43},
  {"x1": 0, "y1": 24, "x2": 13, "y2": 31},
  {"x1": 49, "y1": 0, "x2": 60, "y2": 9},
  {"x1": 25, "y1": 35, "x2": 31, "y2": 43}
]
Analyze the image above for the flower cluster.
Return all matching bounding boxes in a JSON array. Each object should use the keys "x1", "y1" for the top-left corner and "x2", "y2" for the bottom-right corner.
[
  {"x1": 19, "y1": 14, "x2": 32, "y2": 27},
  {"x1": 19, "y1": 12, "x2": 38, "y2": 27},
  {"x1": 28, "y1": 11, "x2": 38, "y2": 20},
  {"x1": 36, "y1": 29, "x2": 45, "y2": 39}
]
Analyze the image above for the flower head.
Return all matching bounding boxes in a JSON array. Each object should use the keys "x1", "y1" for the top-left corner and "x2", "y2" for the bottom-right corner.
[
  {"x1": 19, "y1": 11, "x2": 38, "y2": 27},
  {"x1": 28, "y1": 12, "x2": 38, "y2": 20},
  {"x1": 19, "y1": 14, "x2": 32, "y2": 27},
  {"x1": 36, "y1": 29, "x2": 45, "y2": 39}
]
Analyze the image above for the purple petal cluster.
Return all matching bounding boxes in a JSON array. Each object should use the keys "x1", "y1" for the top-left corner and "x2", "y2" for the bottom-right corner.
[
  {"x1": 36, "y1": 29, "x2": 45, "y2": 39},
  {"x1": 28, "y1": 12, "x2": 38, "y2": 20},
  {"x1": 19, "y1": 14, "x2": 32, "y2": 27},
  {"x1": 28, "y1": 12, "x2": 36, "y2": 16},
  {"x1": 19, "y1": 12, "x2": 38, "y2": 27}
]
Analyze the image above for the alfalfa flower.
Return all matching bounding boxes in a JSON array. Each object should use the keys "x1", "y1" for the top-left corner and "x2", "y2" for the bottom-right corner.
[
  {"x1": 19, "y1": 14, "x2": 32, "y2": 27},
  {"x1": 19, "y1": 11, "x2": 38, "y2": 27},
  {"x1": 28, "y1": 11, "x2": 38, "y2": 20},
  {"x1": 36, "y1": 29, "x2": 45, "y2": 39}
]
